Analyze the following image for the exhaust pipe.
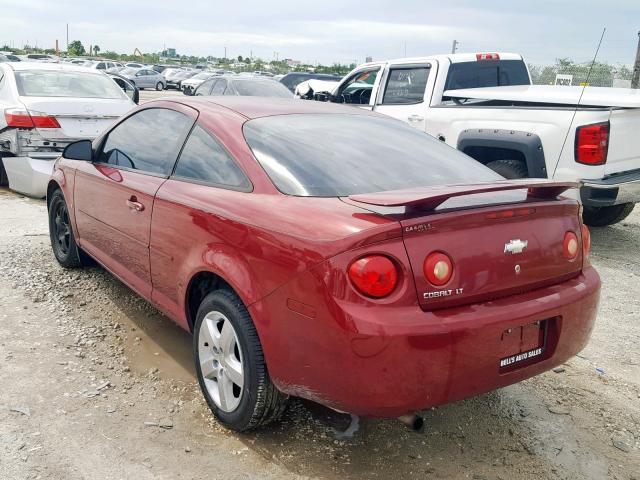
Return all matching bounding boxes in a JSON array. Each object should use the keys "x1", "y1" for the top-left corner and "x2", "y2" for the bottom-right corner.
[{"x1": 398, "y1": 413, "x2": 424, "y2": 433}]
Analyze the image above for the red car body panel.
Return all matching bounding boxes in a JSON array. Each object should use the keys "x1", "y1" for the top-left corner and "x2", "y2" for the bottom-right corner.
[{"x1": 49, "y1": 97, "x2": 601, "y2": 418}]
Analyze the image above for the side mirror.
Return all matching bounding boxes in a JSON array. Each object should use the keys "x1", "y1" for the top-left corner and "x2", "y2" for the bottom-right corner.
[{"x1": 62, "y1": 140, "x2": 93, "y2": 161}]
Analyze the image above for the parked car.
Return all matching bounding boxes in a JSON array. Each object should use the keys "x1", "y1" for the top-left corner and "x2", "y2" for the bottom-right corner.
[
  {"x1": 181, "y1": 71, "x2": 218, "y2": 95},
  {"x1": 83, "y1": 60, "x2": 123, "y2": 72},
  {"x1": 305, "y1": 52, "x2": 640, "y2": 227},
  {"x1": 19, "y1": 54, "x2": 58, "y2": 62},
  {"x1": 0, "y1": 53, "x2": 21, "y2": 62},
  {"x1": 193, "y1": 76, "x2": 292, "y2": 98},
  {"x1": 280, "y1": 72, "x2": 343, "y2": 93},
  {"x1": 0, "y1": 62, "x2": 135, "y2": 196},
  {"x1": 119, "y1": 67, "x2": 166, "y2": 90},
  {"x1": 124, "y1": 62, "x2": 144, "y2": 68},
  {"x1": 164, "y1": 69, "x2": 197, "y2": 90},
  {"x1": 48, "y1": 97, "x2": 600, "y2": 432}
]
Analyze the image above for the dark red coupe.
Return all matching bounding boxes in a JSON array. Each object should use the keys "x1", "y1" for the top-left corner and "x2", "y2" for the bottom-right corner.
[{"x1": 48, "y1": 97, "x2": 600, "y2": 431}]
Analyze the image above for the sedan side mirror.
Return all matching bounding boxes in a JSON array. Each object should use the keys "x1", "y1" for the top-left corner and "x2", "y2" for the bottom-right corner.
[{"x1": 62, "y1": 140, "x2": 93, "y2": 161}]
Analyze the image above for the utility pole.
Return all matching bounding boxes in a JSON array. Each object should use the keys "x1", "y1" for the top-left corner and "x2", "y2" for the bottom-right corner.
[
  {"x1": 632, "y1": 31, "x2": 640, "y2": 89},
  {"x1": 451, "y1": 39, "x2": 459, "y2": 54},
  {"x1": 66, "y1": 24, "x2": 69, "y2": 51},
  {"x1": 224, "y1": 46, "x2": 227, "y2": 60}
]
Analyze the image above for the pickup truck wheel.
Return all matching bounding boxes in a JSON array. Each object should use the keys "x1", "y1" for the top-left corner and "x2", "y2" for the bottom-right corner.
[
  {"x1": 194, "y1": 289, "x2": 288, "y2": 431},
  {"x1": 0, "y1": 154, "x2": 8, "y2": 187},
  {"x1": 486, "y1": 160, "x2": 528, "y2": 179},
  {"x1": 582, "y1": 203, "x2": 635, "y2": 227},
  {"x1": 48, "y1": 190, "x2": 82, "y2": 268}
]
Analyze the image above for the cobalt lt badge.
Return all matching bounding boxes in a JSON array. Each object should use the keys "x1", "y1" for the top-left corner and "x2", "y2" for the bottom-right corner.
[{"x1": 504, "y1": 239, "x2": 528, "y2": 255}]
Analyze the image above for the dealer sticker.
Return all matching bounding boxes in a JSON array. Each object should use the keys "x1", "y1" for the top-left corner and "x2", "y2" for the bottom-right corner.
[{"x1": 500, "y1": 347, "x2": 543, "y2": 368}]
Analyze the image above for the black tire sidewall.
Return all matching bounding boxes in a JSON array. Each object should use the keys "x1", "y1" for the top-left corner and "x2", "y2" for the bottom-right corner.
[
  {"x1": 48, "y1": 190, "x2": 80, "y2": 267},
  {"x1": 583, "y1": 203, "x2": 635, "y2": 227},
  {"x1": 193, "y1": 291, "x2": 261, "y2": 430}
]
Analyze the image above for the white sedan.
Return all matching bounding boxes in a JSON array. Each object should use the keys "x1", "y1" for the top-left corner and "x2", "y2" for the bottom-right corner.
[{"x1": 0, "y1": 62, "x2": 135, "y2": 197}]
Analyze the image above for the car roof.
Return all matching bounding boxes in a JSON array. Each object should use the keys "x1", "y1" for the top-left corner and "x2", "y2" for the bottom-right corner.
[
  {"x1": 354, "y1": 52, "x2": 524, "y2": 69},
  {"x1": 3, "y1": 61, "x2": 103, "y2": 73},
  {"x1": 170, "y1": 96, "x2": 375, "y2": 120}
]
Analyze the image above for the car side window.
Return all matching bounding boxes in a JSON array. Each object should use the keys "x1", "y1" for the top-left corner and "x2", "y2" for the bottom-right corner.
[
  {"x1": 96, "y1": 62, "x2": 106, "y2": 70},
  {"x1": 381, "y1": 66, "x2": 430, "y2": 105},
  {"x1": 173, "y1": 125, "x2": 250, "y2": 189},
  {"x1": 212, "y1": 79, "x2": 227, "y2": 95},
  {"x1": 195, "y1": 79, "x2": 214, "y2": 96},
  {"x1": 98, "y1": 108, "x2": 194, "y2": 176},
  {"x1": 336, "y1": 69, "x2": 379, "y2": 105}
]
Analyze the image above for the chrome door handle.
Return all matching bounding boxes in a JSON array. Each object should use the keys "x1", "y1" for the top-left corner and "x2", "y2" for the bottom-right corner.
[
  {"x1": 407, "y1": 114, "x2": 424, "y2": 123},
  {"x1": 126, "y1": 197, "x2": 144, "y2": 212}
]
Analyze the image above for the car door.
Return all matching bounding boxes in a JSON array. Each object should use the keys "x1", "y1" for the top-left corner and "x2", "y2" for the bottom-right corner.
[
  {"x1": 73, "y1": 105, "x2": 197, "y2": 297},
  {"x1": 373, "y1": 63, "x2": 433, "y2": 131},
  {"x1": 332, "y1": 67, "x2": 382, "y2": 110},
  {"x1": 150, "y1": 123, "x2": 252, "y2": 325}
]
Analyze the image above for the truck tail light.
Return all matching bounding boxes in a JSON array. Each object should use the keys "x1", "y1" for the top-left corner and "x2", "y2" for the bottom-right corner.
[
  {"x1": 581, "y1": 224, "x2": 591, "y2": 259},
  {"x1": 348, "y1": 255, "x2": 398, "y2": 298},
  {"x1": 476, "y1": 53, "x2": 500, "y2": 61},
  {"x1": 4, "y1": 108, "x2": 61, "y2": 129},
  {"x1": 423, "y1": 252, "x2": 453, "y2": 286},
  {"x1": 575, "y1": 122, "x2": 609, "y2": 165},
  {"x1": 563, "y1": 232, "x2": 579, "y2": 260}
]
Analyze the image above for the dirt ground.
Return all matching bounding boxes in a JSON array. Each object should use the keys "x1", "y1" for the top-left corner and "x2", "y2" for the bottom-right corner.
[{"x1": 0, "y1": 187, "x2": 638, "y2": 480}]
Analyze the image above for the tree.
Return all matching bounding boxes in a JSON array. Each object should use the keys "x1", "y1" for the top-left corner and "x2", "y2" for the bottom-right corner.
[
  {"x1": 68, "y1": 40, "x2": 85, "y2": 56},
  {"x1": 237, "y1": 55, "x2": 243, "y2": 63},
  {"x1": 94, "y1": 45, "x2": 100, "y2": 55}
]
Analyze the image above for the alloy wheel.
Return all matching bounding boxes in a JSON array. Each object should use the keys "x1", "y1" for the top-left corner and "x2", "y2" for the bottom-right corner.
[
  {"x1": 53, "y1": 201, "x2": 71, "y2": 255},
  {"x1": 198, "y1": 311, "x2": 244, "y2": 412}
]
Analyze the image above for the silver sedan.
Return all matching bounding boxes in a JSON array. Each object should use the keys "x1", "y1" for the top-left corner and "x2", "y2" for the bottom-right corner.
[{"x1": 119, "y1": 67, "x2": 166, "y2": 90}]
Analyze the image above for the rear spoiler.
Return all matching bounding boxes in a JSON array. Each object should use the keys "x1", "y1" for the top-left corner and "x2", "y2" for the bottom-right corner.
[{"x1": 347, "y1": 179, "x2": 579, "y2": 210}]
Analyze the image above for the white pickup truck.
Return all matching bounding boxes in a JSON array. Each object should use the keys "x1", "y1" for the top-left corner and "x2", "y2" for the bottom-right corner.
[{"x1": 299, "y1": 52, "x2": 640, "y2": 226}]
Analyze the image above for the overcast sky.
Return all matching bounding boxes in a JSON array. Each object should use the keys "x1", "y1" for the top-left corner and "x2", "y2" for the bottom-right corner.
[{"x1": 0, "y1": 0, "x2": 637, "y2": 66}]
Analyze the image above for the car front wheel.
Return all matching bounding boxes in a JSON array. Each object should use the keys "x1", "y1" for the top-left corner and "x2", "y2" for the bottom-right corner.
[
  {"x1": 156, "y1": 81, "x2": 164, "y2": 91},
  {"x1": 48, "y1": 189, "x2": 82, "y2": 268},
  {"x1": 194, "y1": 289, "x2": 288, "y2": 431}
]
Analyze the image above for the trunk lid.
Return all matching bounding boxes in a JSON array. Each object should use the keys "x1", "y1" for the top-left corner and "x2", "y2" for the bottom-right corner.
[
  {"x1": 349, "y1": 180, "x2": 583, "y2": 310},
  {"x1": 18, "y1": 96, "x2": 132, "y2": 141}
]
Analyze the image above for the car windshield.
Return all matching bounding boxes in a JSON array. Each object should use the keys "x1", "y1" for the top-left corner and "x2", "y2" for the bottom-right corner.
[
  {"x1": 233, "y1": 80, "x2": 291, "y2": 97},
  {"x1": 244, "y1": 114, "x2": 500, "y2": 197},
  {"x1": 15, "y1": 71, "x2": 127, "y2": 99}
]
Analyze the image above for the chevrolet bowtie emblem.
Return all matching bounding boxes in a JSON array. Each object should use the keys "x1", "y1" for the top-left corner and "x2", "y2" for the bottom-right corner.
[{"x1": 504, "y1": 239, "x2": 528, "y2": 255}]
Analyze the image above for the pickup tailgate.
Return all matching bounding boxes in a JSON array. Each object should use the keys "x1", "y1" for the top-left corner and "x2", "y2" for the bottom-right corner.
[
  {"x1": 349, "y1": 180, "x2": 583, "y2": 311},
  {"x1": 606, "y1": 108, "x2": 640, "y2": 175}
]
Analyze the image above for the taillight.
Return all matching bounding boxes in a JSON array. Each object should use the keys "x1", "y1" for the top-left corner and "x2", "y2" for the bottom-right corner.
[
  {"x1": 581, "y1": 224, "x2": 591, "y2": 259},
  {"x1": 348, "y1": 255, "x2": 398, "y2": 298},
  {"x1": 575, "y1": 122, "x2": 609, "y2": 165},
  {"x1": 4, "y1": 108, "x2": 60, "y2": 129},
  {"x1": 476, "y1": 53, "x2": 500, "y2": 61},
  {"x1": 563, "y1": 232, "x2": 579, "y2": 260},
  {"x1": 423, "y1": 252, "x2": 453, "y2": 286}
]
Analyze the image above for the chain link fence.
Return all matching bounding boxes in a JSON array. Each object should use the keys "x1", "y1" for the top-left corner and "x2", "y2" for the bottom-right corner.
[{"x1": 529, "y1": 62, "x2": 634, "y2": 88}]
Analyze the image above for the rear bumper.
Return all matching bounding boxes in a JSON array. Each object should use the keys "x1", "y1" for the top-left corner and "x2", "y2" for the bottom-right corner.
[
  {"x1": 254, "y1": 267, "x2": 600, "y2": 417},
  {"x1": 1, "y1": 155, "x2": 56, "y2": 198},
  {"x1": 581, "y1": 168, "x2": 640, "y2": 206}
]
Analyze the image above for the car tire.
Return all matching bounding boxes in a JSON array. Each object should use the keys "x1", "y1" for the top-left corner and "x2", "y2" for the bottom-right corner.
[
  {"x1": 193, "y1": 289, "x2": 288, "y2": 431},
  {"x1": 155, "y1": 82, "x2": 164, "y2": 91},
  {"x1": 48, "y1": 189, "x2": 82, "y2": 268},
  {"x1": 582, "y1": 203, "x2": 635, "y2": 227},
  {"x1": 0, "y1": 154, "x2": 9, "y2": 187},
  {"x1": 486, "y1": 159, "x2": 529, "y2": 179}
]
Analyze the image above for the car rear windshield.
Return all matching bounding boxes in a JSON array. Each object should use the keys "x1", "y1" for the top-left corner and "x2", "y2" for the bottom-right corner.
[
  {"x1": 244, "y1": 114, "x2": 500, "y2": 197},
  {"x1": 15, "y1": 71, "x2": 126, "y2": 99},
  {"x1": 444, "y1": 59, "x2": 530, "y2": 90},
  {"x1": 233, "y1": 80, "x2": 291, "y2": 98}
]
